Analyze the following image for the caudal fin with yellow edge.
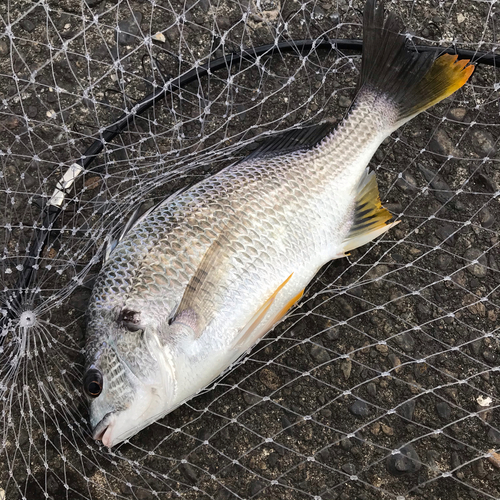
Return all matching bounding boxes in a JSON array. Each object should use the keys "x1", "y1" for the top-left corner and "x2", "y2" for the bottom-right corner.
[
  {"x1": 405, "y1": 53, "x2": 475, "y2": 119},
  {"x1": 360, "y1": 0, "x2": 474, "y2": 125}
]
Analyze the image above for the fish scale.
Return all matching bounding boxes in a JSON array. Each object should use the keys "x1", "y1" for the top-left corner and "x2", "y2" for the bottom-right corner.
[{"x1": 84, "y1": 0, "x2": 474, "y2": 447}]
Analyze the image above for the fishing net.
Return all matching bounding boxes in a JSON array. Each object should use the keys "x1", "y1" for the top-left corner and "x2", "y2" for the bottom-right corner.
[{"x1": 1, "y1": 0, "x2": 499, "y2": 498}]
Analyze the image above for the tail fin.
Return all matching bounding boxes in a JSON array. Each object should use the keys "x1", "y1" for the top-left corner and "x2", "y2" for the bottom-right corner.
[{"x1": 360, "y1": 0, "x2": 474, "y2": 125}]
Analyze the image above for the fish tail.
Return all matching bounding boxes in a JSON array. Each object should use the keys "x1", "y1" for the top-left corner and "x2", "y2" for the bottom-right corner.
[{"x1": 359, "y1": 0, "x2": 474, "y2": 127}]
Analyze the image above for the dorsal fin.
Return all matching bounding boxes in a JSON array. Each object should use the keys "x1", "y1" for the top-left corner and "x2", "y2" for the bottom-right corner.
[
  {"x1": 342, "y1": 168, "x2": 399, "y2": 253},
  {"x1": 243, "y1": 123, "x2": 334, "y2": 162}
]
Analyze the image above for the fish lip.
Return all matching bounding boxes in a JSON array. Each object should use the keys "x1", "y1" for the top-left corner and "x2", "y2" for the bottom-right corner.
[{"x1": 92, "y1": 411, "x2": 115, "y2": 443}]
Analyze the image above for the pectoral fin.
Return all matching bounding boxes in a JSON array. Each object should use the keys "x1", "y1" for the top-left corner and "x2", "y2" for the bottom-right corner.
[
  {"x1": 170, "y1": 236, "x2": 230, "y2": 338},
  {"x1": 342, "y1": 168, "x2": 399, "y2": 253}
]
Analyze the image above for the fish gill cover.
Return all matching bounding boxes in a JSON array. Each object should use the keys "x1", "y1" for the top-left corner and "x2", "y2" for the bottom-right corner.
[{"x1": 0, "y1": 0, "x2": 499, "y2": 499}]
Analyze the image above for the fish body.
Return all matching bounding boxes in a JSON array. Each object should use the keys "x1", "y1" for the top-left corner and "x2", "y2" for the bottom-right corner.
[{"x1": 84, "y1": 0, "x2": 473, "y2": 447}]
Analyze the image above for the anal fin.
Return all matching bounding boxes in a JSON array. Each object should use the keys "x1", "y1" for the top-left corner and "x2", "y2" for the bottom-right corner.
[{"x1": 342, "y1": 169, "x2": 399, "y2": 253}]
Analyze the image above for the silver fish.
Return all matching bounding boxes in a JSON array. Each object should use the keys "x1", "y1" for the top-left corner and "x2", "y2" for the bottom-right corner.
[{"x1": 84, "y1": 0, "x2": 474, "y2": 447}]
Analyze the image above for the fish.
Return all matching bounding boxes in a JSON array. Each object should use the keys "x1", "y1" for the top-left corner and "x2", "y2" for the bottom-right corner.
[{"x1": 84, "y1": 0, "x2": 474, "y2": 447}]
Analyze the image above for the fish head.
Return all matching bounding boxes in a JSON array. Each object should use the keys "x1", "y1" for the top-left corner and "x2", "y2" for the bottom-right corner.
[{"x1": 84, "y1": 309, "x2": 176, "y2": 447}]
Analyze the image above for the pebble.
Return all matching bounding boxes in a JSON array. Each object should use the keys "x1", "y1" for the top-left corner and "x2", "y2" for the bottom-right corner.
[
  {"x1": 0, "y1": 40, "x2": 8, "y2": 56},
  {"x1": 471, "y1": 129, "x2": 496, "y2": 157},
  {"x1": 447, "y1": 107, "x2": 467, "y2": 121},
  {"x1": 312, "y1": 4, "x2": 327, "y2": 19},
  {"x1": 248, "y1": 479, "x2": 265, "y2": 496},
  {"x1": 394, "y1": 332, "x2": 415, "y2": 353},
  {"x1": 487, "y1": 427, "x2": 500, "y2": 445},
  {"x1": 268, "y1": 452, "x2": 279, "y2": 467},
  {"x1": 381, "y1": 423, "x2": 394, "y2": 436},
  {"x1": 3, "y1": 116, "x2": 20, "y2": 129},
  {"x1": 436, "y1": 401, "x2": 451, "y2": 420},
  {"x1": 472, "y1": 458, "x2": 487, "y2": 478},
  {"x1": 310, "y1": 344, "x2": 331, "y2": 363},
  {"x1": 341, "y1": 463, "x2": 356, "y2": 475},
  {"x1": 416, "y1": 303, "x2": 430, "y2": 322},
  {"x1": 419, "y1": 165, "x2": 453, "y2": 204},
  {"x1": 436, "y1": 224, "x2": 456, "y2": 246},
  {"x1": 479, "y1": 207, "x2": 495, "y2": 228},
  {"x1": 215, "y1": 488, "x2": 232, "y2": 500},
  {"x1": 340, "y1": 437, "x2": 353, "y2": 451},
  {"x1": 136, "y1": 489, "x2": 155, "y2": 500},
  {"x1": 451, "y1": 452, "x2": 464, "y2": 479},
  {"x1": 318, "y1": 448, "x2": 330, "y2": 462},
  {"x1": 483, "y1": 349, "x2": 497, "y2": 363},
  {"x1": 321, "y1": 490, "x2": 338, "y2": 500},
  {"x1": 23, "y1": 172, "x2": 37, "y2": 189},
  {"x1": 197, "y1": 428, "x2": 211, "y2": 441},
  {"x1": 399, "y1": 400, "x2": 416, "y2": 421},
  {"x1": 329, "y1": 12, "x2": 340, "y2": 26},
  {"x1": 198, "y1": 0, "x2": 210, "y2": 12},
  {"x1": 217, "y1": 16, "x2": 232, "y2": 30},
  {"x1": 436, "y1": 254, "x2": 453, "y2": 271},
  {"x1": 487, "y1": 450, "x2": 500, "y2": 469},
  {"x1": 388, "y1": 353, "x2": 401, "y2": 372},
  {"x1": 243, "y1": 392, "x2": 262, "y2": 405},
  {"x1": 27, "y1": 105, "x2": 38, "y2": 118},
  {"x1": 474, "y1": 173, "x2": 497, "y2": 193},
  {"x1": 463, "y1": 248, "x2": 488, "y2": 278},
  {"x1": 386, "y1": 444, "x2": 421, "y2": 476},
  {"x1": 326, "y1": 328, "x2": 340, "y2": 341},
  {"x1": 426, "y1": 449, "x2": 440, "y2": 475},
  {"x1": 281, "y1": 415, "x2": 293, "y2": 432},
  {"x1": 46, "y1": 474, "x2": 59, "y2": 493},
  {"x1": 367, "y1": 264, "x2": 389, "y2": 281},
  {"x1": 20, "y1": 19, "x2": 36, "y2": 32},
  {"x1": 259, "y1": 368, "x2": 281, "y2": 390},
  {"x1": 338, "y1": 95, "x2": 351, "y2": 108},
  {"x1": 366, "y1": 382, "x2": 377, "y2": 397},
  {"x1": 337, "y1": 297, "x2": 353, "y2": 317},
  {"x1": 396, "y1": 171, "x2": 418, "y2": 194},
  {"x1": 18, "y1": 428, "x2": 29, "y2": 445},
  {"x1": 427, "y1": 129, "x2": 456, "y2": 158},
  {"x1": 45, "y1": 91, "x2": 58, "y2": 104},
  {"x1": 117, "y1": 11, "x2": 143, "y2": 45},
  {"x1": 349, "y1": 399, "x2": 370, "y2": 417},
  {"x1": 341, "y1": 358, "x2": 352, "y2": 379},
  {"x1": 180, "y1": 463, "x2": 198, "y2": 483}
]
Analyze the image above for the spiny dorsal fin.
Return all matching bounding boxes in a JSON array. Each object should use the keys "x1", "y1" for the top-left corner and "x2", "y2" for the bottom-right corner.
[
  {"x1": 342, "y1": 168, "x2": 399, "y2": 253},
  {"x1": 243, "y1": 123, "x2": 334, "y2": 162}
]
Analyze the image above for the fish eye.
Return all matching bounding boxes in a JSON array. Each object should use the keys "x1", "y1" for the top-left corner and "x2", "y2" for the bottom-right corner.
[
  {"x1": 123, "y1": 322, "x2": 143, "y2": 333},
  {"x1": 83, "y1": 368, "x2": 103, "y2": 398},
  {"x1": 118, "y1": 309, "x2": 142, "y2": 332}
]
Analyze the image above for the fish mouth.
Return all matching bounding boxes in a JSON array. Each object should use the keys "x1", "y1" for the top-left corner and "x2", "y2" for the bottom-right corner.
[{"x1": 92, "y1": 411, "x2": 116, "y2": 447}]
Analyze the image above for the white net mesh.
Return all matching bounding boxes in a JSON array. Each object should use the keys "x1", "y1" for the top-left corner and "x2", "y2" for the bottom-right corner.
[{"x1": 1, "y1": 0, "x2": 499, "y2": 499}]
